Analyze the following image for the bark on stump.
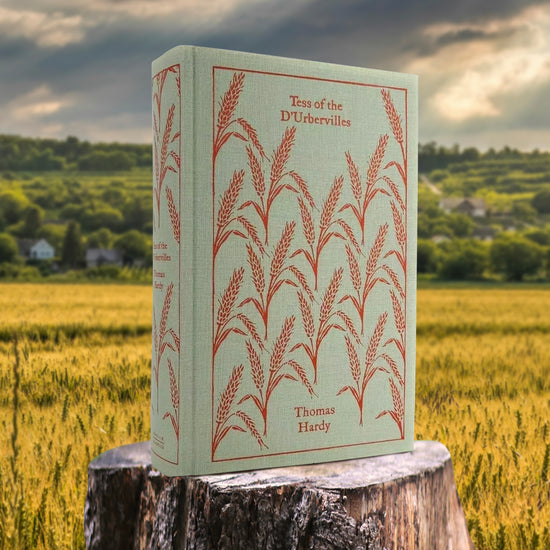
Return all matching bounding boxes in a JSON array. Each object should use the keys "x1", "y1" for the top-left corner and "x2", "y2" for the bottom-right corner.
[{"x1": 84, "y1": 440, "x2": 474, "y2": 550}]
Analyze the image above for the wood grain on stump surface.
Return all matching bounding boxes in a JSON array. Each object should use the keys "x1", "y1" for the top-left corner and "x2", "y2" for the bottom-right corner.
[{"x1": 84, "y1": 440, "x2": 474, "y2": 550}]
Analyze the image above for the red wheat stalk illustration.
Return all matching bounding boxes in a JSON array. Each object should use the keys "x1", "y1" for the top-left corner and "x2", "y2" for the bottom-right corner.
[
  {"x1": 240, "y1": 222, "x2": 310, "y2": 340},
  {"x1": 153, "y1": 65, "x2": 179, "y2": 119},
  {"x1": 213, "y1": 72, "x2": 265, "y2": 161},
  {"x1": 240, "y1": 129, "x2": 312, "y2": 244},
  {"x1": 152, "y1": 67, "x2": 180, "y2": 224},
  {"x1": 341, "y1": 136, "x2": 390, "y2": 245},
  {"x1": 247, "y1": 243, "x2": 265, "y2": 295},
  {"x1": 381, "y1": 89, "x2": 407, "y2": 188},
  {"x1": 239, "y1": 317, "x2": 316, "y2": 436},
  {"x1": 212, "y1": 364, "x2": 268, "y2": 456},
  {"x1": 166, "y1": 186, "x2": 180, "y2": 244},
  {"x1": 340, "y1": 223, "x2": 391, "y2": 335},
  {"x1": 153, "y1": 71, "x2": 168, "y2": 117},
  {"x1": 152, "y1": 282, "x2": 180, "y2": 411},
  {"x1": 271, "y1": 127, "x2": 295, "y2": 184},
  {"x1": 383, "y1": 175, "x2": 405, "y2": 213},
  {"x1": 376, "y1": 377, "x2": 405, "y2": 438},
  {"x1": 162, "y1": 359, "x2": 180, "y2": 440},
  {"x1": 384, "y1": 290, "x2": 406, "y2": 362},
  {"x1": 337, "y1": 312, "x2": 389, "y2": 426},
  {"x1": 382, "y1": 264, "x2": 405, "y2": 299},
  {"x1": 213, "y1": 267, "x2": 265, "y2": 356},
  {"x1": 214, "y1": 170, "x2": 259, "y2": 258},
  {"x1": 293, "y1": 176, "x2": 359, "y2": 290},
  {"x1": 153, "y1": 100, "x2": 181, "y2": 225},
  {"x1": 292, "y1": 268, "x2": 355, "y2": 384},
  {"x1": 212, "y1": 267, "x2": 249, "y2": 355},
  {"x1": 384, "y1": 202, "x2": 407, "y2": 273},
  {"x1": 380, "y1": 353, "x2": 405, "y2": 388},
  {"x1": 217, "y1": 170, "x2": 244, "y2": 229}
]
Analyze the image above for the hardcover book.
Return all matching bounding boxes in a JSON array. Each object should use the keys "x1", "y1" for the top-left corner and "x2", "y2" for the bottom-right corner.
[{"x1": 152, "y1": 45, "x2": 417, "y2": 476}]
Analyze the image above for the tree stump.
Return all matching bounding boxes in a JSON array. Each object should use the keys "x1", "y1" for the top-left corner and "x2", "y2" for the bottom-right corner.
[{"x1": 84, "y1": 440, "x2": 474, "y2": 549}]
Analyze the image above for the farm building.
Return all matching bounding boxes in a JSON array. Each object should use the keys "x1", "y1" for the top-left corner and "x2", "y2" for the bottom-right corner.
[
  {"x1": 85, "y1": 248, "x2": 123, "y2": 268},
  {"x1": 439, "y1": 197, "x2": 486, "y2": 217},
  {"x1": 17, "y1": 238, "x2": 55, "y2": 260}
]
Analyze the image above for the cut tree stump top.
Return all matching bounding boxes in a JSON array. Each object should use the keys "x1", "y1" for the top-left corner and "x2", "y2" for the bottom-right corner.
[
  {"x1": 85, "y1": 440, "x2": 474, "y2": 550},
  {"x1": 89, "y1": 438, "x2": 451, "y2": 486}
]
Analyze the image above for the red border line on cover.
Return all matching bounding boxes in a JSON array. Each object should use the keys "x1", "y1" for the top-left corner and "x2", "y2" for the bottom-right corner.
[
  {"x1": 214, "y1": 435, "x2": 406, "y2": 463},
  {"x1": 211, "y1": 65, "x2": 410, "y2": 463}
]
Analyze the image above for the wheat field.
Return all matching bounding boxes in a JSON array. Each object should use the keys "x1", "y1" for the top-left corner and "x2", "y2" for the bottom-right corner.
[{"x1": 0, "y1": 283, "x2": 548, "y2": 549}]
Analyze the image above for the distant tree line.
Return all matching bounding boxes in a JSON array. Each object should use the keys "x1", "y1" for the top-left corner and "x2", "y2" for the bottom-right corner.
[
  {"x1": 419, "y1": 142, "x2": 550, "y2": 173},
  {"x1": 418, "y1": 233, "x2": 550, "y2": 282},
  {"x1": 1, "y1": 135, "x2": 549, "y2": 283},
  {"x1": 4, "y1": 134, "x2": 550, "y2": 174},
  {"x1": 0, "y1": 154, "x2": 153, "y2": 281},
  {"x1": 0, "y1": 135, "x2": 151, "y2": 171}
]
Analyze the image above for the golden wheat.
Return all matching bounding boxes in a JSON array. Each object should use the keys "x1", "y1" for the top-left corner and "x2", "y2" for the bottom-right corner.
[{"x1": 0, "y1": 284, "x2": 549, "y2": 549}]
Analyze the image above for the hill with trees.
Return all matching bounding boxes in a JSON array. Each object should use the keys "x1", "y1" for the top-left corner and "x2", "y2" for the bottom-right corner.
[
  {"x1": 0, "y1": 135, "x2": 152, "y2": 281},
  {"x1": 0, "y1": 134, "x2": 151, "y2": 172},
  {"x1": 0, "y1": 135, "x2": 549, "y2": 282},
  {"x1": 417, "y1": 142, "x2": 550, "y2": 282}
]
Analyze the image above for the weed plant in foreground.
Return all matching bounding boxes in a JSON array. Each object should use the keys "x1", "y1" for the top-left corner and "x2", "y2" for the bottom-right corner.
[
  {"x1": 0, "y1": 335, "x2": 151, "y2": 548},
  {"x1": 0, "y1": 284, "x2": 548, "y2": 549}
]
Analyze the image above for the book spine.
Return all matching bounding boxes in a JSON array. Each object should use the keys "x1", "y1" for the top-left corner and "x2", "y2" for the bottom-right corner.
[{"x1": 151, "y1": 48, "x2": 191, "y2": 474}]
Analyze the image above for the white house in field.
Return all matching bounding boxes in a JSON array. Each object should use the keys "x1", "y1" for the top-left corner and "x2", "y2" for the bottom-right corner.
[
  {"x1": 18, "y1": 238, "x2": 55, "y2": 260},
  {"x1": 30, "y1": 239, "x2": 55, "y2": 260}
]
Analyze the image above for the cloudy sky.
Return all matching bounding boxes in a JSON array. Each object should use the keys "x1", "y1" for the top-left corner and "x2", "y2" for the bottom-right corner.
[{"x1": 2, "y1": 0, "x2": 550, "y2": 150}]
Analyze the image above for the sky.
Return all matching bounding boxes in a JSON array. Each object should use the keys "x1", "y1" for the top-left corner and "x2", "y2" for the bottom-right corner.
[{"x1": 1, "y1": 0, "x2": 550, "y2": 151}]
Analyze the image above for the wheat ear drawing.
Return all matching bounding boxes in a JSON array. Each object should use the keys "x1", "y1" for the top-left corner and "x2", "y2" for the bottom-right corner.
[
  {"x1": 376, "y1": 377, "x2": 405, "y2": 438},
  {"x1": 384, "y1": 290, "x2": 406, "y2": 362},
  {"x1": 239, "y1": 317, "x2": 315, "y2": 436},
  {"x1": 239, "y1": 128, "x2": 310, "y2": 244},
  {"x1": 213, "y1": 266, "x2": 263, "y2": 355},
  {"x1": 292, "y1": 268, "x2": 352, "y2": 384},
  {"x1": 293, "y1": 175, "x2": 359, "y2": 290},
  {"x1": 337, "y1": 312, "x2": 389, "y2": 426},
  {"x1": 212, "y1": 363, "x2": 267, "y2": 456},
  {"x1": 240, "y1": 222, "x2": 308, "y2": 340},
  {"x1": 340, "y1": 138, "x2": 390, "y2": 245},
  {"x1": 152, "y1": 282, "x2": 180, "y2": 411},
  {"x1": 153, "y1": 66, "x2": 181, "y2": 225},
  {"x1": 166, "y1": 187, "x2": 180, "y2": 244},
  {"x1": 340, "y1": 223, "x2": 391, "y2": 335},
  {"x1": 213, "y1": 268, "x2": 245, "y2": 356},
  {"x1": 213, "y1": 72, "x2": 264, "y2": 161},
  {"x1": 162, "y1": 359, "x2": 180, "y2": 440},
  {"x1": 213, "y1": 170, "x2": 246, "y2": 258},
  {"x1": 381, "y1": 88, "x2": 407, "y2": 186},
  {"x1": 153, "y1": 100, "x2": 180, "y2": 225},
  {"x1": 153, "y1": 104, "x2": 180, "y2": 224},
  {"x1": 384, "y1": 202, "x2": 407, "y2": 273}
]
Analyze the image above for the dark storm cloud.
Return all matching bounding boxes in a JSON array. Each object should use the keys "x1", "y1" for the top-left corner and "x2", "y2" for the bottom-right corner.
[
  {"x1": 1, "y1": 0, "x2": 550, "y2": 147},
  {"x1": 205, "y1": 0, "x2": 548, "y2": 64},
  {"x1": 408, "y1": 26, "x2": 526, "y2": 58}
]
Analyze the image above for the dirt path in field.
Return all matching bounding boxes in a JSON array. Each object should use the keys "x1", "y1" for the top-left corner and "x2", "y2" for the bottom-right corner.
[{"x1": 420, "y1": 174, "x2": 442, "y2": 195}]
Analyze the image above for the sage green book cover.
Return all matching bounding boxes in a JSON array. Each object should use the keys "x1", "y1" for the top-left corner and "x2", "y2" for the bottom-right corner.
[{"x1": 151, "y1": 46, "x2": 417, "y2": 476}]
